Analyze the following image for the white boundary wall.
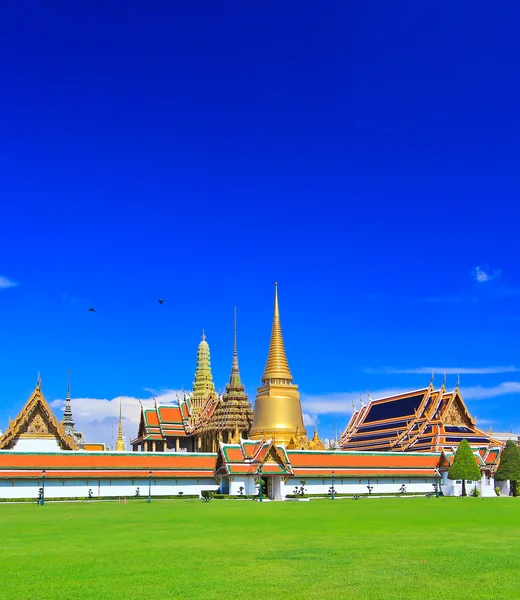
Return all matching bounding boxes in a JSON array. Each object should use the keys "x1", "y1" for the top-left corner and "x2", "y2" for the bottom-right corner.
[
  {"x1": 0, "y1": 477, "x2": 219, "y2": 500},
  {"x1": 283, "y1": 477, "x2": 437, "y2": 497}
]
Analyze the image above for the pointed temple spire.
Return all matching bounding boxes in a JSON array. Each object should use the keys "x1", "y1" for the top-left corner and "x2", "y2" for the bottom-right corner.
[
  {"x1": 226, "y1": 307, "x2": 245, "y2": 395},
  {"x1": 62, "y1": 370, "x2": 75, "y2": 435},
  {"x1": 250, "y1": 284, "x2": 307, "y2": 444},
  {"x1": 192, "y1": 331, "x2": 216, "y2": 397},
  {"x1": 261, "y1": 282, "x2": 293, "y2": 383},
  {"x1": 191, "y1": 331, "x2": 217, "y2": 417},
  {"x1": 115, "y1": 397, "x2": 125, "y2": 451},
  {"x1": 201, "y1": 309, "x2": 253, "y2": 447}
]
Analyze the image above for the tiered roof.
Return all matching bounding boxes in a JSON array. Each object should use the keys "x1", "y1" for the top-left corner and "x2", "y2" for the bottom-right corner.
[
  {"x1": 215, "y1": 438, "x2": 442, "y2": 479},
  {"x1": 340, "y1": 384, "x2": 502, "y2": 454},
  {"x1": 199, "y1": 309, "x2": 253, "y2": 437},
  {"x1": 215, "y1": 438, "x2": 293, "y2": 476}
]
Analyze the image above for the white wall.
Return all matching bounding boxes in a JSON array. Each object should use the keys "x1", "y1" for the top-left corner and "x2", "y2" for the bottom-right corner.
[
  {"x1": 283, "y1": 477, "x2": 438, "y2": 497},
  {"x1": 12, "y1": 438, "x2": 62, "y2": 452},
  {"x1": 0, "y1": 477, "x2": 220, "y2": 500},
  {"x1": 440, "y1": 471, "x2": 497, "y2": 497}
]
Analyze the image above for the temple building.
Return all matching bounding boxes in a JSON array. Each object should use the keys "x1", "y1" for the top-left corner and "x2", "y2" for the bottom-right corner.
[
  {"x1": 131, "y1": 314, "x2": 254, "y2": 453},
  {"x1": 0, "y1": 377, "x2": 80, "y2": 452},
  {"x1": 340, "y1": 380, "x2": 501, "y2": 455},
  {"x1": 0, "y1": 284, "x2": 510, "y2": 500}
]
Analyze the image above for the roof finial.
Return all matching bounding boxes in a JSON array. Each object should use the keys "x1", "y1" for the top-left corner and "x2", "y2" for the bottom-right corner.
[
  {"x1": 115, "y1": 396, "x2": 125, "y2": 451},
  {"x1": 202, "y1": 329, "x2": 206, "y2": 341},
  {"x1": 456, "y1": 374, "x2": 460, "y2": 390},
  {"x1": 430, "y1": 371, "x2": 434, "y2": 387},
  {"x1": 36, "y1": 372, "x2": 42, "y2": 390},
  {"x1": 442, "y1": 372, "x2": 447, "y2": 387}
]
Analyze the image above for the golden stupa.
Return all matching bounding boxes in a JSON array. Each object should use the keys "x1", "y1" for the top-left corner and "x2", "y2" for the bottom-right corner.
[
  {"x1": 115, "y1": 397, "x2": 125, "y2": 451},
  {"x1": 249, "y1": 283, "x2": 308, "y2": 444}
]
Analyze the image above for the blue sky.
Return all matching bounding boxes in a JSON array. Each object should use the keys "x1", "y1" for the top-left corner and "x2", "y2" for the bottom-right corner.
[{"x1": 1, "y1": 2, "x2": 520, "y2": 446}]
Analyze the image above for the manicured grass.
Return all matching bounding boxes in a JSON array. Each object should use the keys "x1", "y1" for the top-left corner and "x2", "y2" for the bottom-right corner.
[{"x1": 1, "y1": 497, "x2": 519, "y2": 599}]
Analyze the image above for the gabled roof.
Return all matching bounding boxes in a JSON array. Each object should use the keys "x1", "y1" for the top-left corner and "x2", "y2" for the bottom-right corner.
[
  {"x1": 341, "y1": 384, "x2": 502, "y2": 454},
  {"x1": 441, "y1": 445, "x2": 501, "y2": 469},
  {"x1": 0, "y1": 385, "x2": 79, "y2": 450},
  {"x1": 215, "y1": 438, "x2": 293, "y2": 477},
  {"x1": 131, "y1": 391, "x2": 223, "y2": 444}
]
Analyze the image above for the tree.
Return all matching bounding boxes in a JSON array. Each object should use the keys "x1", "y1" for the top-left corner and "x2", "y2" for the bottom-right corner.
[
  {"x1": 495, "y1": 440, "x2": 520, "y2": 497},
  {"x1": 448, "y1": 439, "x2": 481, "y2": 496}
]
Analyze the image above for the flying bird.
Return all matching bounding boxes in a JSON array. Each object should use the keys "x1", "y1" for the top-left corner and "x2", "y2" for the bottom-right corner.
[
  {"x1": 158, "y1": 299, "x2": 164, "y2": 305},
  {"x1": 88, "y1": 308, "x2": 95, "y2": 312}
]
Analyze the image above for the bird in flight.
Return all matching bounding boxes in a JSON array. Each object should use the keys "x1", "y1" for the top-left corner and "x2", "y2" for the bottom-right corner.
[
  {"x1": 88, "y1": 308, "x2": 95, "y2": 312},
  {"x1": 158, "y1": 299, "x2": 164, "y2": 305}
]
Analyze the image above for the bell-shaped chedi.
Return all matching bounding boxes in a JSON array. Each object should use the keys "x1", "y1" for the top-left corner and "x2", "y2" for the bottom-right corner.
[{"x1": 250, "y1": 284, "x2": 307, "y2": 444}]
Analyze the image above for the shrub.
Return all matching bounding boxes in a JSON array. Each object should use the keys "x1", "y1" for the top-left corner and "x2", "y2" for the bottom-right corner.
[
  {"x1": 494, "y1": 487, "x2": 501, "y2": 497},
  {"x1": 471, "y1": 486, "x2": 480, "y2": 497}
]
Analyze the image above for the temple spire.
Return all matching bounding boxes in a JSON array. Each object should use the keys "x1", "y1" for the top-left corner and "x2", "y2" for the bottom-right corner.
[
  {"x1": 191, "y1": 331, "x2": 216, "y2": 416},
  {"x1": 115, "y1": 397, "x2": 125, "y2": 451},
  {"x1": 261, "y1": 283, "x2": 293, "y2": 383},
  {"x1": 227, "y1": 307, "x2": 243, "y2": 391},
  {"x1": 62, "y1": 370, "x2": 75, "y2": 434}
]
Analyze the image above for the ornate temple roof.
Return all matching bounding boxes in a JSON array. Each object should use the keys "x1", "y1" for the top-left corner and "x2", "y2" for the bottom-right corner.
[
  {"x1": 340, "y1": 383, "x2": 502, "y2": 454},
  {"x1": 201, "y1": 309, "x2": 253, "y2": 435},
  {"x1": 215, "y1": 438, "x2": 442, "y2": 478},
  {"x1": 215, "y1": 438, "x2": 293, "y2": 476},
  {"x1": 0, "y1": 380, "x2": 79, "y2": 451}
]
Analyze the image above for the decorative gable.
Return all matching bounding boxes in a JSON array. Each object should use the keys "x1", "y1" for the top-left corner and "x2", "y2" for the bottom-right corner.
[{"x1": 0, "y1": 384, "x2": 79, "y2": 451}]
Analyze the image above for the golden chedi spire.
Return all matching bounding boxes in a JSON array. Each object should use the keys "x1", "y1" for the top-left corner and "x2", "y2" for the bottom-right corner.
[
  {"x1": 262, "y1": 283, "x2": 293, "y2": 383},
  {"x1": 115, "y1": 397, "x2": 125, "y2": 451},
  {"x1": 191, "y1": 330, "x2": 217, "y2": 417},
  {"x1": 250, "y1": 283, "x2": 307, "y2": 444}
]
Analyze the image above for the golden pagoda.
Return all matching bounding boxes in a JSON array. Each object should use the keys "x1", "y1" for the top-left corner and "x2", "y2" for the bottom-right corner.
[
  {"x1": 115, "y1": 397, "x2": 125, "y2": 451},
  {"x1": 201, "y1": 308, "x2": 254, "y2": 445},
  {"x1": 250, "y1": 283, "x2": 308, "y2": 444},
  {"x1": 191, "y1": 331, "x2": 218, "y2": 419}
]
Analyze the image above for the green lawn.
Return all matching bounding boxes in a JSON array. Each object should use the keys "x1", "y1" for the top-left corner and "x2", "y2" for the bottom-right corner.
[{"x1": 1, "y1": 497, "x2": 518, "y2": 600}]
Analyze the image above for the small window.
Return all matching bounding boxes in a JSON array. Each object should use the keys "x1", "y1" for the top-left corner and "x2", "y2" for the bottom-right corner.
[{"x1": 456, "y1": 480, "x2": 462, "y2": 484}]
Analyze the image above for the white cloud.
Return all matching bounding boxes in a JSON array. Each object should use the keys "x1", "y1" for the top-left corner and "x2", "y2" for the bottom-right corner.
[
  {"x1": 0, "y1": 275, "x2": 18, "y2": 289},
  {"x1": 472, "y1": 266, "x2": 500, "y2": 283},
  {"x1": 365, "y1": 366, "x2": 519, "y2": 375},
  {"x1": 302, "y1": 413, "x2": 317, "y2": 427},
  {"x1": 50, "y1": 389, "x2": 183, "y2": 448},
  {"x1": 459, "y1": 382, "x2": 520, "y2": 401}
]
